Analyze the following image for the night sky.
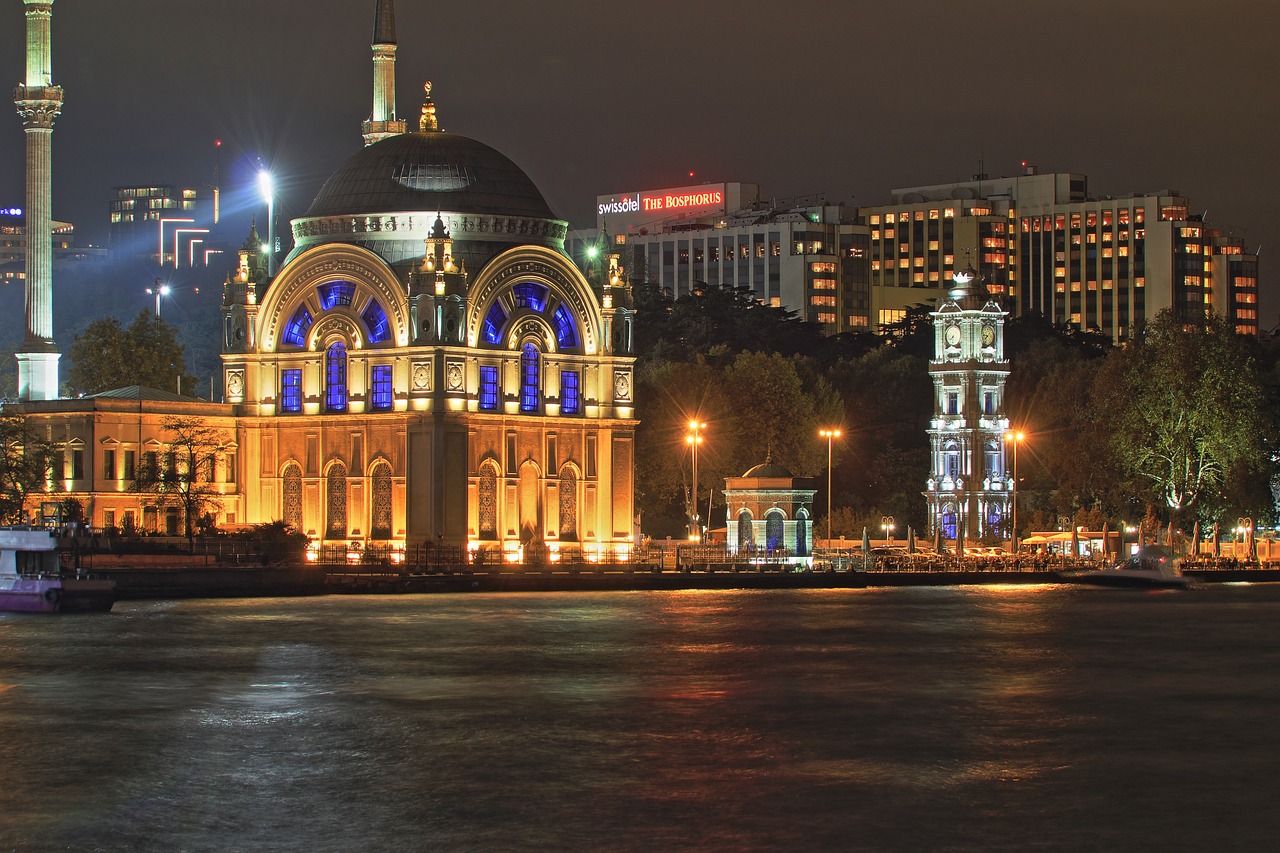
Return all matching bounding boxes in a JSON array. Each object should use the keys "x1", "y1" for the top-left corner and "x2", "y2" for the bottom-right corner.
[{"x1": 3, "y1": 0, "x2": 1277, "y2": 319}]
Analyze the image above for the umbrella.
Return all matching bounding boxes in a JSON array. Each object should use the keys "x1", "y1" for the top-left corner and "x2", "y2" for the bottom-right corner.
[
  {"x1": 906, "y1": 526, "x2": 916, "y2": 555},
  {"x1": 1138, "y1": 525, "x2": 1146, "y2": 549},
  {"x1": 862, "y1": 526, "x2": 871, "y2": 571},
  {"x1": 1212, "y1": 521, "x2": 1220, "y2": 557},
  {"x1": 957, "y1": 523, "x2": 965, "y2": 558},
  {"x1": 1190, "y1": 521, "x2": 1200, "y2": 559},
  {"x1": 1166, "y1": 521, "x2": 1174, "y2": 548},
  {"x1": 933, "y1": 524, "x2": 942, "y2": 555},
  {"x1": 1100, "y1": 521, "x2": 1110, "y2": 559},
  {"x1": 1071, "y1": 526, "x2": 1080, "y2": 558}
]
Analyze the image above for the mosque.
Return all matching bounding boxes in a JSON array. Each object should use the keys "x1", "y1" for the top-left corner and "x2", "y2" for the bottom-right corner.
[{"x1": 13, "y1": 0, "x2": 639, "y2": 560}]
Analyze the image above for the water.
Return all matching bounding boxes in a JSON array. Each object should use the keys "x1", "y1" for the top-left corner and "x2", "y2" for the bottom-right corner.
[{"x1": 3, "y1": 584, "x2": 1280, "y2": 852}]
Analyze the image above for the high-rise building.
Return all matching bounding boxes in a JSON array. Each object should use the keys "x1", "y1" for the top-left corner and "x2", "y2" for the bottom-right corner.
[
  {"x1": 570, "y1": 183, "x2": 870, "y2": 332},
  {"x1": 862, "y1": 168, "x2": 1260, "y2": 341}
]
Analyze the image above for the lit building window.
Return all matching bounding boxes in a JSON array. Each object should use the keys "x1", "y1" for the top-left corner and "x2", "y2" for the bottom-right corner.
[
  {"x1": 483, "y1": 302, "x2": 508, "y2": 345},
  {"x1": 283, "y1": 307, "x2": 313, "y2": 348},
  {"x1": 520, "y1": 344, "x2": 540, "y2": 413},
  {"x1": 479, "y1": 366, "x2": 499, "y2": 411},
  {"x1": 553, "y1": 305, "x2": 578, "y2": 349},
  {"x1": 325, "y1": 342, "x2": 348, "y2": 413},
  {"x1": 370, "y1": 364, "x2": 393, "y2": 410},
  {"x1": 362, "y1": 301, "x2": 391, "y2": 344},
  {"x1": 281, "y1": 369, "x2": 303, "y2": 413},
  {"x1": 561, "y1": 369, "x2": 580, "y2": 414},
  {"x1": 318, "y1": 281, "x2": 355, "y2": 310}
]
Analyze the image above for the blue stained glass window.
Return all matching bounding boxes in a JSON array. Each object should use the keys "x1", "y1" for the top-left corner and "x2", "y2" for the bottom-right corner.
[
  {"x1": 553, "y1": 305, "x2": 578, "y2": 349},
  {"x1": 362, "y1": 300, "x2": 391, "y2": 344},
  {"x1": 371, "y1": 364, "x2": 393, "y2": 410},
  {"x1": 560, "y1": 370, "x2": 580, "y2": 414},
  {"x1": 482, "y1": 302, "x2": 508, "y2": 344},
  {"x1": 512, "y1": 282, "x2": 548, "y2": 312},
  {"x1": 765, "y1": 513, "x2": 784, "y2": 552},
  {"x1": 941, "y1": 506, "x2": 957, "y2": 540},
  {"x1": 281, "y1": 369, "x2": 303, "y2": 413},
  {"x1": 520, "y1": 344, "x2": 540, "y2": 413},
  {"x1": 318, "y1": 281, "x2": 355, "y2": 310},
  {"x1": 478, "y1": 366, "x2": 499, "y2": 411},
  {"x1": 326, "y1": 342, "x2": 348, "y2": 412},
  {"x1": 283, "y1": 307, "x2": 313, "y2": 348}
]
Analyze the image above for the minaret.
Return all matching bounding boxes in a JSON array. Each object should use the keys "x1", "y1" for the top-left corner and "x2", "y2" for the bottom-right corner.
[
  {"x1": 361, "y1": 0, "x2": 406, "y2": 146},
  {"x1": 13, "y1": 0, "x2": 63, "y2": 400}
]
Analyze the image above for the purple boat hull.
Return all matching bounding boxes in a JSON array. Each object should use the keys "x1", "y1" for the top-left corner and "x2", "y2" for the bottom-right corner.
[{"x1": 0, "y1": 577, "x2": 116, "y2": 613}]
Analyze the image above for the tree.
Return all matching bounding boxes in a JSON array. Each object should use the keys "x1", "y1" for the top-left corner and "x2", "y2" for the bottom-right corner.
[
  {"x1": 0, "y1": 413, "x2": 57, "y2": 524},
  {"x1": 132, "y1": 415, "x2": 231, "y2": 551},
  {"x1": 1098, "y1": 311, "x2": 1273, "y2": 517},
  {"x1": 68, "y1": 311, "x2": 197, "y2": 396}
]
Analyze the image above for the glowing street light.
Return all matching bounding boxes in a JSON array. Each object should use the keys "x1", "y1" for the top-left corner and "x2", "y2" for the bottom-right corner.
[
  {"x1": 1005, "y1": 430, "x2": 1025, "y2": 548},
  {"x1": 881, "y1": 515, "x2": 895, "y2": 547},
  {"x1": 818, "y1": 428, "x2": 842, "y2": 545},
  {"x1": 146, "y1": 279, "x2": 171, "y2": 317},
  {"x1": 258, "y1": 169, "x2": 276, "y2": 276},
  {"x1": 686, "y1": 419, "x2": 707, "y2": 542}
]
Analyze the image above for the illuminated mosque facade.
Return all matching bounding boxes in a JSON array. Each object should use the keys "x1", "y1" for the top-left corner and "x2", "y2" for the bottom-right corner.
[{"x1": 16, "y1": 0, "x2": 639, "y2": 559}]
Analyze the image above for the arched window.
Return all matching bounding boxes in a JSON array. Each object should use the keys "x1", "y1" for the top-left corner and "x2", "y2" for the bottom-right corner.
[
  {"x1": 520, "y1": 343, "x2": 540, "y2": 413},
  {"x1": 941, "y1": 504, "x2": 958, "y2": 541},
  {"x1": 326, "y1": 342, "x2": 348, "y2": 412},
  {"x1": 478, "y1": 462, "x2": 498, "y2": 540},
  {"x1": 943, "y1": 440, "x2": 960, "y2": 480},
  {"x1": 737, "y1": 509, "x2": 753, "y2": 553},
  {"x1": 559, "y1": 466, "x2": 578, "y2": 541},
  {"x1": 766, "y1": 512, "x2": 785, "y2": 553},
  {"x1": 326, "y1": 462, "x2": 348, "y2": 540},
  {"x1": 984, "y1": 440, "x2": 1001, "y2": 481},
  {"x1": 362, "y1": 300, "x2": 391, "y2": 344},
  {"x1": 282, "y1": 463, "x2": 302, "y2": 531},
  {"x1": 370, "y1": 462, "x2": 392, "y2": 540},
  {"x1": 283, "y1": 306, "x2": 313, "y2": 348},
  {"x1": 796, "y1": 512, "x2": 809, "y2": 557},
  {"x1": 986, "y1": 503, "x2": 1003, "y2": 537}
]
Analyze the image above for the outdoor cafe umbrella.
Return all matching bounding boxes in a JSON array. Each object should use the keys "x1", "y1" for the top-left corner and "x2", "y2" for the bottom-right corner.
[
  {"x1": 1138, "y1": 525, "x2": 1146, "y2": 549},
  {"x1": 1190, "y1": 521, "x2": 1200, "y2": 560},
  {"x1": 906, "y1": 526, "x2": 916, "y2": 554},
  {"x1": 933, "y1": 524, "x2": 942, "y2": 555},
  {"x1": 1212, "y1": 521, "x2": 1220, "y2": 557},
  {"x1": 1166, "y1": 521, "x2": 1174, "y2": 549},
  {"x1": 862, "y1": 526, "x2": 871, "y2": 571},
  {"x1": 1071, "y1": 526, "x2": 1080, "y2": 559},
  {"x1": 1100, "y1": 521, "x2": 1110, "y2": 559},
  {"x1": 956, "y1": 524, "x2": 965, "y2": 557}
]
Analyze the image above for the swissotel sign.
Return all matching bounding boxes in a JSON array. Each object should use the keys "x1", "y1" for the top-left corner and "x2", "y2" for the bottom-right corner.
[{"x1": 597, "y1": 185, "x2": 725, "y2": 218}]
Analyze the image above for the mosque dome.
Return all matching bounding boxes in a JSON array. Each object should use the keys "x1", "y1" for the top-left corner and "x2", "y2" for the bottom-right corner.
[{"x1": 306, "y1": 131, "x2": 557, "y2": 220}]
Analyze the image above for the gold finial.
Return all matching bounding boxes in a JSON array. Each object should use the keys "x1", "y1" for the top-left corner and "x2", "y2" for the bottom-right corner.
[{"x1": 419, "y1": 81, "x2": 439, "y2": 132}]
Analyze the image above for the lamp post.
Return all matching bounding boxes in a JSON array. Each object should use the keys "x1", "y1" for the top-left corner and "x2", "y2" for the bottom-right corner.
[
  {"x1": 686, "y1": 420, "x2": 706, "y2": 542},
  {"x1": 258, "y1": 169, "x2": 275, "y2": 277},
  {"x1": 819, "y1": 428, "x2": 842, "y2": 546},
  {"x1": 881, "y1": 515, "x2": 895, "y2": 547},
  {"x1": 1005, "y1": 430, "x2": 1025, "y2": 549},
  {"x1": 146, "y1": 279, "x2": 171, "y2": 317}
]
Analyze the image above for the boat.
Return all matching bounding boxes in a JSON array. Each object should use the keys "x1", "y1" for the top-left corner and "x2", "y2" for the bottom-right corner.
[
  {"x1": 1058, "y1": 545, "x2": 1192, "y2": 589},
  {"x1": 0, "y1": 527, "x2": 115, "y2": 613}
]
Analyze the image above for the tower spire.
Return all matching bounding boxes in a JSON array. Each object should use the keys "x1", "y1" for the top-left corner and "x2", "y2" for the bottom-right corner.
[
  {"x1": 14, "y1": 0, "x2": 64, "y2": 400},
  {"x1": 362, "y1": 0, "x2": 406, "y2": 146}
]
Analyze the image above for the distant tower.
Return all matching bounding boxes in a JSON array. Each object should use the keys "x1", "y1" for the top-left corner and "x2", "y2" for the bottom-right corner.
[
  {"x1": 361, "y1": 0, "x2": 406, "y2": 146},
  {"x1": 13, "y1": 0, "x2": 63, "y2": 400},
  {"x1": 924, "y1": 268, "x2": 1011, "y2": 547}
]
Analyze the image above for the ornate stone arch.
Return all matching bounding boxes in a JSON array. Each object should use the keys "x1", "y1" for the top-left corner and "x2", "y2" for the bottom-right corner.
[
  {"x1": 369, "y1": 459, "x2": 393, "y2": 540},
  {"x1": 478, "y1": 459, "x2": 500, "y2": 540},
  {"x1": 466, "y1": 245, "x2": 603, "y2": 355},
  {"x1": 765, "y1": 509, "x2": 785, "y2": 553},
  {"x1": 558, "y1": 463, "x2": 579, "y2": 541},
  {"x1": 737, "y1": 508, "x2": 754, "y2": 552},
  {"x1": 325, "y1": 460, "x2": 348, "y2": 540},
  {"x1": 257, "y1": 243, "x2": 410, "y2": 353},
  {"x1": 281, "y1": 461, "x2": 303, "y2": 531}
]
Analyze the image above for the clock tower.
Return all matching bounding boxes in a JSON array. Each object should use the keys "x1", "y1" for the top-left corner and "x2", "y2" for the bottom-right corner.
[{"x1": 924, "y1": 267, "x2": 1012, "y2": 548}]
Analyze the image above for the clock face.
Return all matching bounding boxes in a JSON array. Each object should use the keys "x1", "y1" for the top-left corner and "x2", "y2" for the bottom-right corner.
[
  {"x1": 945, "y1": 324, "x2": 962, "y2": 347},
  {"x1": 981, "y1": 325, "x2": 995, "y2": 347}
]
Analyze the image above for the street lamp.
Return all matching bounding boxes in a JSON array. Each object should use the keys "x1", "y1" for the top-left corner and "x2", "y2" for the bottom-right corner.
[
  {"x1": 881, "y1": 515, "x2": 895, "y2": 547},
  {"x1": 818, "y1": 428, "x2": 842, "y2": 545},
  {"x1": 146, "y1": 279, "x2": 171, "y2": 317},
  {"x1": 686, "y1": 420, "x2": 706, "y2": 542},
  {"x1": 258, "y1": 169, "x2": 276, "y2": 277},
  {"x1": 1005, "y1": 430, "x2": 1025, "y2": 549}
]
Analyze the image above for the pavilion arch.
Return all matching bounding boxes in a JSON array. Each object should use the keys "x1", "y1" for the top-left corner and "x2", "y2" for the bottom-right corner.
[
  {"x1": 466, "y1": 245, "x2": 602, "y2": 355},
  {"x1": 257, "y1": 243, "x2": 410, "y2": 353},
  {"x1": 281, "y1": 461, "x2": 303, "y2": 531}
]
